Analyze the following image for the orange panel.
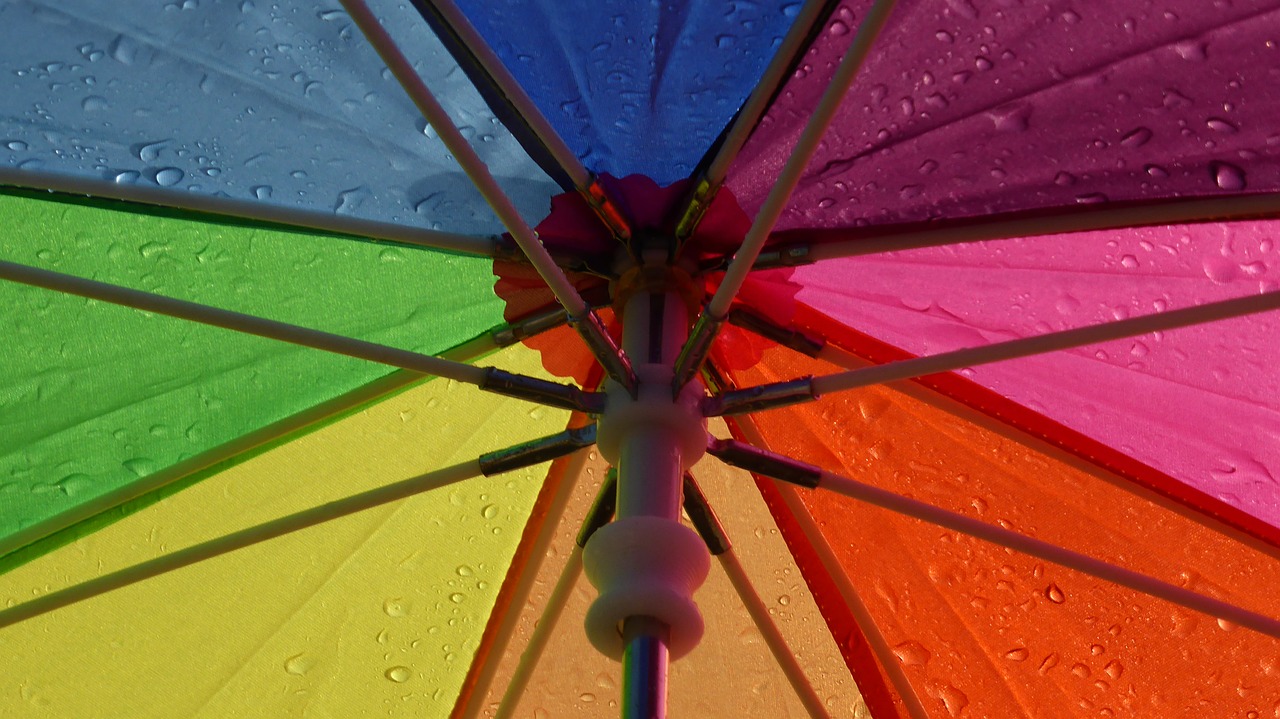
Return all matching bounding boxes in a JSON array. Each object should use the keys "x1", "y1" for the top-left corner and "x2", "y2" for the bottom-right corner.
[{"x1": 725, "y1": 346, "x2": 1280, "y2": 718}]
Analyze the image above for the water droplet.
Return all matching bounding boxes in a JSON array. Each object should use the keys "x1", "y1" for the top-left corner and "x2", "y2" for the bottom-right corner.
[
  {"x1": 777, "y1": 594, "x2": 791, "y2": 606},
  {"x1": 1211, "y1": 162, "x2": 1246, "y2": 190},
  {"x1": 81, "y1": 95, "x2": 108, "y2": 112},
  {"x1": 251, "y1": 185, "x2": 272, "y2": 199},
  {"x1": 1045, "y1": 583, "x2": 1066, "y2": 603},
  {"x1": 1120, "y1": 127, "x2": 1152, "y2": 147},
  {"x1": 1173, "y1": 41, "x2": 1208, "y2": 61},
  {"x1": 1203, "y1": 255, "x2": 1240, "y2": 284},
  {"x1": 456, "y1": 564, "x2": 474, "y2": 577},
  {"x1": 936, "y1": 683, "x2": 969, "y2": 717},
  {"x1": 1120, "y1": 254, "x2": 1139, "y2": 268},
  {"x1": 987, "y1": 104, "x2": 1030, "y2": 132},
  {"x1": 1207, "y1": 117, "x2": 1238, "y2": 134},
  {"x1": 122, "y1": 457, "x2": 155, "y2": 478},
  {"x1": 1103, "y1": 659, "x2": 1124, "y2": 679},
  {"x1": 1038, "y1": 653, "x2": 1060, "y2": 674},
  {"x1": 153, "y1": 167, "x2": 184, "y2": 187},
  {"x1": 5, "y1": 140, "x2": 27, "y2": 151},
  {"x1": 580, "y1": 692, "x2": 597, "y2": 703},
  {"x1": 892, "y1": 640, "x2": 931, "y2": 666},
  {"x1": 384, "y1": 666, "x2": 411, "y2": 683},
  {"x1": 449, "y1": 592, "x2": 465, "y2": 604},
  {"x1": 56, "y1": 473, "x2": 91, "y2": 497},
  {"x1": 383, "y1": 598, "x2": 408, "y2": 617},
  {"x1": 334, "y1": 186, "x2": 370, "y2": 214},
  {"x1": 1004, "y1": 647, "x2": 1029, "y2": 661},
  {"x1": 284, "y1": 652, "x2": 314, "y2": 675},
  {"x1": 133, "y1": 140, "x2": 168, "y2": 162},
  {"x1": 1071, "y1": 663, "x2": 1091, "y2": 678}
]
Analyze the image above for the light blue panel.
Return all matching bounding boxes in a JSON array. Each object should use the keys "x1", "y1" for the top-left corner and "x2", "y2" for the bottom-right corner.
[{"x1": 0, "y1": 0, "x2": 557, "y2": 232}]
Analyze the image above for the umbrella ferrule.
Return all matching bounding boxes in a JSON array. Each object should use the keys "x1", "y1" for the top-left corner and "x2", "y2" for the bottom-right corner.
[
  {"x1": 491, "y1": 307, "x2": 570, "y2": 347},
  {"x1": 671, "y1": 311, "x2": 723, "y2": 390},
  {"x1": 702, "y1": 377, "x2": 818, "y2": 416},
  {"x1": 705, "y1": 438, "x2": 823, "y2": 488},
  {"x1": 477, "y1": 424, "x2": 598, "y2": 476},
  {"x1": 570, "y1": 309, "x2": 640, "y2": 395},
  {"x1": 479, "y1": 367, "x2": 606, "y2": 413}
]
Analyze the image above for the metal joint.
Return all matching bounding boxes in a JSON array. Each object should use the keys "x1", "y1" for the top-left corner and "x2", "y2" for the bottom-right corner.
[
  {"x1": 727, "y1": 308, "x2": 825, "y2": 357},
  {"x1": 570, "y1": 309, "x2": 638, "y2": 395},
  {"x1": 702, "y1": 377, "x2": 817, "y2": 416},
  {"x1": 706, "y1": 437, "x2": 822, "y2": 488},
  {"x1": 584, "y1": 176, "x2": 633, "y2": 242},
  {"x1": 478, "y1": 424, "x2": 598, "y2": 476},
  {"x1": 673, "y1": 177, "x2": 716, "y2": 242},
  {"x1": 491, "y1": 307, "x2": 570, "y2": 347},
  {"x1": 753, "y1": 244, "x2": 812, "y2": 269},
  {"x1": 682, "y1": 474, "x2": 730, "y2": 555},
  {"x1": 672, "y1": 311, "x2": 723, "y2": 391},
  {"x1": 480, "y1": 367, "x2": 606, "y2": 414}
]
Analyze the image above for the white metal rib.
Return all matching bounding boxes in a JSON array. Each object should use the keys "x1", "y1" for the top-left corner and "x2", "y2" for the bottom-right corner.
[
  {"x1": 0, "y1": 259, "x2": 491, "y2": 385},
  {"x1": 716, "y1": 548, "x2": 832, "y2": 719},
  {"x1": 733, "y1": 417, "x2": 931, "y2": 719},
  {"x1": 494, "y1": 546, "x2": 586, "y2": 719},
  {"x1": 799, "y1": 193, "x2": 1280, "y2": 263},
  {"x1": 456, "y1": 449, "x2": 591, "y2": 719},
  {"x1": 814, "y1": 468, "x2": 1280, "y2": 639},
  {"x1": 341, "y1": 0, "x2": 589, "y2": 318},
  {"x1": 698, "y1": 0, "x2": 834, "y2": 198},
  {"x1": 342, "y1": 0, "x2": 633, "y2": 386},
  {"x1": 0, "y1": 458, "x2": 483, "y2": 628},
  {"x1": 701, "y1": 0, "x2": 899, "y2": 321},
  {"x1": 0, "y1": 167, "x2": 501, "y2": 258},
  {"x1": 424, "y1": 0, "x2": 592, "y2": 190},
  {"x1": 810, "y1": 290, "x2": 1280, "y2": 395}
]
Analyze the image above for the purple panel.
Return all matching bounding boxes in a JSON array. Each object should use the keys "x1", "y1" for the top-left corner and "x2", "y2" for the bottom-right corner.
[
  {"x1": 728, "y1": 0, "x2": 1280, "y2": 230},
  {"x1": 788, "y1": 220, "x2": 1280, "y2": 527}
]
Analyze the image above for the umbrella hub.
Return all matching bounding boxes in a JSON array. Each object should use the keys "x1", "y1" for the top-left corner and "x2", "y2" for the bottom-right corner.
[{"x1": 583, "y1": 284, "x2": 712, "y2": 681}]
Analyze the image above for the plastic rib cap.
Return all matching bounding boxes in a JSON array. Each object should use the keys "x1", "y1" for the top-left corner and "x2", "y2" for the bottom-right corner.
[{"x1": 582, "y1": 516, "x2": 710, "y2": 660}]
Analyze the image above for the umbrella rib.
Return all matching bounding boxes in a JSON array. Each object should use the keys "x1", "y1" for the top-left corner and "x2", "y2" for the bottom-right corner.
[
  {"x1": 682, "y1": 474, "x2": 832, "y2": 719},
  {"x1": 705, "y1": 289, "x2": 1280, "y2": 415},
  {"x1": 767, "y1": 193, "x2": 1280, "y2": 265},
  {"x1": 493, "y1": 471, "x2": 618, "y2": 718},
  {"x1": 672, "y1": 0, "x2": 837, "y2": 241},
  {"x1": 673, "y1": 0, "x2": 900, "y2": 389},
  {"x1": 453, "y1": 445, "x2": 592, "y2": 719},
  {"x1": 0, "y1": 168, "x2": 503, "y2": 259},
  {"x1": 707, "y1": 437, "x2": 1280, "y2": 640},
  {"x1": 0, "y1": 428, "x2": 595, "y2": 630},
  {"x1": 0, "y1": 307, "x2": 572, "y2": 567},
  {"x1": 340, "y1": 0, "x2": 637, "y2": 392},
  {"x1": 0, "y1": 260, "x2": 603, "y2": 413},
  {"x1": 728, "y1": 418, "x2": 932, "y2": 719},
  {"x1": 493, "y1": 546, "x2": 586, "y2": 719},
  {"x1": 412, "y1": 0, "x2": 634, "y2": 243}
]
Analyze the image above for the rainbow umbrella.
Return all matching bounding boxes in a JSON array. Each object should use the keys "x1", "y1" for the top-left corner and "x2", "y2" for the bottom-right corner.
[{"x1": 3, "y1": 1, "x2": 1280, "y2": 717}]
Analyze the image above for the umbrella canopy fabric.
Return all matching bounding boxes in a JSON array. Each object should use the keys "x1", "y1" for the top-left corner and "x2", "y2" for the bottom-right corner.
[{"x1": 3, "y1": 1, "x2": 1280, "y2": 718}]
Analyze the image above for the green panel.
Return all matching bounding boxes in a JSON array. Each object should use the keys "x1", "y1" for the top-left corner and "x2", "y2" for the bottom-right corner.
[{"x1": 0, "y1": 189, "x2": 505, "y2": 545}]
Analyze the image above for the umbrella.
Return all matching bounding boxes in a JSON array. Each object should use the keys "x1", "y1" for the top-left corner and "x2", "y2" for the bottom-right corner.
[{"x1": 2, "y1": 0, "x2": 1279, "y2": 716}]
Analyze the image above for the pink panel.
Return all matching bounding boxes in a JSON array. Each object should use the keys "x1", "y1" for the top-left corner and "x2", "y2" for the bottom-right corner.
[{"x1": 786, "y1": 220, "x2": 1280, "y2": 526}]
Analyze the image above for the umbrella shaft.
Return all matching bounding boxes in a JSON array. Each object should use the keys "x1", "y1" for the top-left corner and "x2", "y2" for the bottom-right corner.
[{"x1": 623, "y1": 616, "x2": 671, "y2": 719}]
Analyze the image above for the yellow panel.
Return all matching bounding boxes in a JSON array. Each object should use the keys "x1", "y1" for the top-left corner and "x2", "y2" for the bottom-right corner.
[{"x1": 0, "y1": 347, "x2": 569, "y2": 718}]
